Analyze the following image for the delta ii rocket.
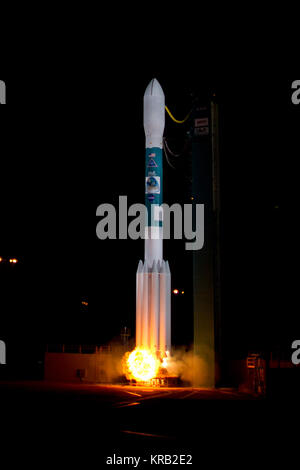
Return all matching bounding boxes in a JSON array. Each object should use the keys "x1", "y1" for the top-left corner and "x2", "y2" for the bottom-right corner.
[{"x1": 135, "y1": 79, "x2": 171, "y2": 359}]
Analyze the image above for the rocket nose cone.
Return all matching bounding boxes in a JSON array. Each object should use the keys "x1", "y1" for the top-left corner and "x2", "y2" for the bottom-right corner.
[{"x1": 144, "y1": 78, "x2": 164, "y2": 98}]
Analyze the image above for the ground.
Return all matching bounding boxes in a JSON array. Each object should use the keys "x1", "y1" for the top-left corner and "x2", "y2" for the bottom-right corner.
[{"x1": 0, "y1": 381, "x2": 297, "y2": 468}]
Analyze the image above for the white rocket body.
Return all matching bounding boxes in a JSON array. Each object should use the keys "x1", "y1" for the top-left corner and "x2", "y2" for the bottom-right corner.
[
  {"x1": 143, "y1": 79, "x2": 165, "y2": 265},
  {"x1": 136, "y1": 79, "x2": 171, "y2": 358},
  {"x1": 143, "y1": 78, "x2": 165, "y2": 149}
]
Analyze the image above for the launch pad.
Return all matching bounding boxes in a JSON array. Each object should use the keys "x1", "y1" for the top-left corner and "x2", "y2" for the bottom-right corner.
[{"x1": 129, "y1": 376, "x2": 179, "y2": 387}]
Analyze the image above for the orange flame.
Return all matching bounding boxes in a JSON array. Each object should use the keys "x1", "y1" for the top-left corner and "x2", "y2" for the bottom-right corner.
[{"x1": 123, "y1": 348, "x2": 160, "y2": 382}]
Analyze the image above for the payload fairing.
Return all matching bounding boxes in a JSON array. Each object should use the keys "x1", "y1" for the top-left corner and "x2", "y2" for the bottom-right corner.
[{"x1": 135, "y1": 79, "x2": 171, "y2": 358}]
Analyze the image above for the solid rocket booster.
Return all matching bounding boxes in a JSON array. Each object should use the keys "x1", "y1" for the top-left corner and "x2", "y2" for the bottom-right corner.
[{"x1": 136, "y1": 79, "x2": 171, "y2": 358}]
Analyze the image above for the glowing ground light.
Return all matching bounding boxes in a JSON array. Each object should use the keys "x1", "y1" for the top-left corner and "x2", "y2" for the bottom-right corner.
[{"x1": 124, "y1": 348, "x2": 160, "y2": 382}]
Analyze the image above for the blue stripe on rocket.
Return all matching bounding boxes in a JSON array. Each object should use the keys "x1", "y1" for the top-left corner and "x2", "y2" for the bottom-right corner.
[{"x1": 145, "y1": 147, "x2": 162, "y2": 227}]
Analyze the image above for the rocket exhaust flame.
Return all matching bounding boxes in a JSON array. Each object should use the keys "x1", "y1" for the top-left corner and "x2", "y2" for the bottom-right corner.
[
  {"x1": 123, "y1": 348, "x2": 160, "y2": 382},
  {"x1": 122, "y1": 348, "x2": 170, "y2": 383}
]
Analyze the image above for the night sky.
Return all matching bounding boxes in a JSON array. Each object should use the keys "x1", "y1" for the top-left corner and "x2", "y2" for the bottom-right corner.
[{"x1": 1, "y1": 57, "x2": 299, "y2": 373}]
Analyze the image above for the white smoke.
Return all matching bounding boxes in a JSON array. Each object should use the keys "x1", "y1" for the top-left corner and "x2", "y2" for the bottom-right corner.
[{"x1": 166, "y1": 348, "x2": 211, "y2": 386}]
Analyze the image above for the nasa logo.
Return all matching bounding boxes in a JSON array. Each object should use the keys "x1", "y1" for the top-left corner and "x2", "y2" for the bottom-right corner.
[
  {"x1": 291, "y1": 80, "x2": 300, "y2": 105},
  {"x1": 145, "y1": 176, "x2": 160, "y2": 194}
]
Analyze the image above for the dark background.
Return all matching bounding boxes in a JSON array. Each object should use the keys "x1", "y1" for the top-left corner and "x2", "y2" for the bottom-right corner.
[{"x1": 0, "y1": 63, "x2": 299, "y2": 374}]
